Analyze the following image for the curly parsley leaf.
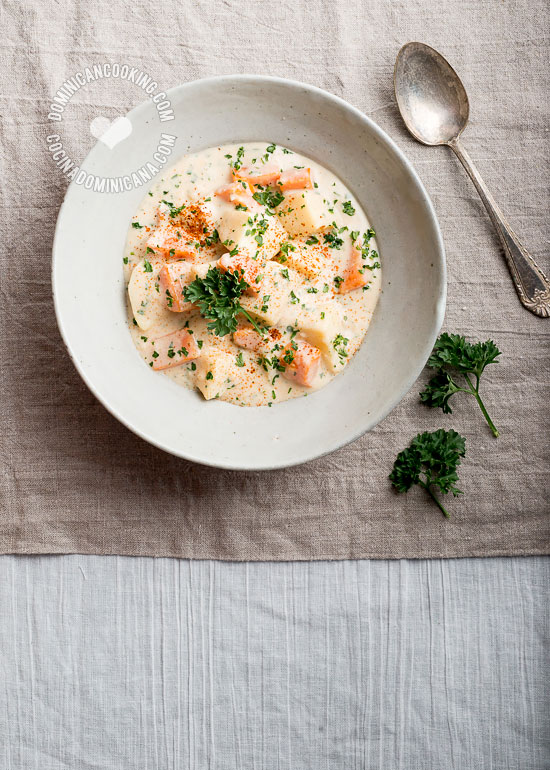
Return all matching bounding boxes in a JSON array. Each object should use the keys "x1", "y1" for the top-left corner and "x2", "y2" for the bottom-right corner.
[
  {"x1": 389, "y1": 429, "x2": 466, "y2": 518},
  {"x1": 183, "y1": 266, "x2": 264, "y2": 338},
  {"x1": 420, "y1": 334, "x2": 501, "y2": 437}
]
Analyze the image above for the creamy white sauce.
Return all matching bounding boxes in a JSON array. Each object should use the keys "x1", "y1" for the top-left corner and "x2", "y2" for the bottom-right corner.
[{"x1": 123, "y1": 143, "x2": 381, "y2": 407}]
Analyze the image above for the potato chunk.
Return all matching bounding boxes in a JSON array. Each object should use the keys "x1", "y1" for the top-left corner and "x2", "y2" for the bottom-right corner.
[
  {"x1": 275, "y1": 190, "x2": 330, "y2": 237},
  {"x1": 238, "y1": 261, "x2": 291, "y2": 326},
  {"x1": 192, "y1": 261, "x2": 219, "y2": 281},
  {"x1": 128, "y1": 258, "x2": 165, "y2": 331},
  {"x1": 297, "y1": 303, "x2": 355, "y2": 372},
  {"x1": 215, "y1": 203, "x2": 259, "y2": 247},
  {"x1": 194, "y1": 349, "x2": 237, "y2": 400},
  {"x1": 276, "y1": 237, "x2": 335, "y2": 284},
  {"x1": 256, "y1": 215, "x2": 288, "y2": 261},
  {"x1": 216, "y1": 207, "x2": 287, "y2": 262},
  {"x1": 147, "y1": 201, "x2": 219, "y2": 261}
]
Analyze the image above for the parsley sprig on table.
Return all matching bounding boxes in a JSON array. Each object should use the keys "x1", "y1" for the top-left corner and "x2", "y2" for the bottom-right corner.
[
  {"x1": 183, "y1": 266, "x2": 264, "y2": 338},
  {"x1": 420, "y1": 334, "x2": 501, "y2": 438},
  {"x1": 389, "y1": 429, "x2": 466, "y2": 518}
]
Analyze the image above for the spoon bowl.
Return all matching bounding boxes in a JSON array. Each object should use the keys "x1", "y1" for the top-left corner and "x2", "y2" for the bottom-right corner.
[{"x1": 394, "y1": 42, "x2": 470, "y2": 145}]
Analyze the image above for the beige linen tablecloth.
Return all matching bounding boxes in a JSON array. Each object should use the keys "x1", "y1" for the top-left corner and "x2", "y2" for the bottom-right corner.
[{"x1": 0, "y1": 0, "x2": 548, "y2": 559}]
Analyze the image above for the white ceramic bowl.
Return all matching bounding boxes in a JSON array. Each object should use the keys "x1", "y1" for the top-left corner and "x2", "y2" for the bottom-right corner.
[{"x1": 52, "y1": 75, "x2": 446, "y2": 470}]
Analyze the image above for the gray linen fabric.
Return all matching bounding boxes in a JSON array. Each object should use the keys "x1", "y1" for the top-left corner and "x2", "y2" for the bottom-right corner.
[
  {"x1": 0, "y1": 555, "x2": 548, "y2": 770},
  {"x1": 0, "y1": 0, "x2": 549, "y2": 559}
]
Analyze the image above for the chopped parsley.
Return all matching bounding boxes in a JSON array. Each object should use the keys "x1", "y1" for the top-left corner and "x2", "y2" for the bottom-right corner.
[
  {"x1": 205, "y1": 229, "x2": 219, "y2": 248},
  {"x1": 323, "y1": 226, "x2": 344, "y2": 249},
  {"x1": 280, "y1": 242, "x2": 296, "y2": 258},
  {"x1": 161, "y1": 199, "x2": 186, "y2": 218},
  {"x1": 253, "y1": 189, "x2": 285, "y2": 210},
  {"x1": 282, "y1": 348, "x2": 295, "y2": 365},
  {"x1": 333, "y1": 333, "x2": 349, "y2": 361}
]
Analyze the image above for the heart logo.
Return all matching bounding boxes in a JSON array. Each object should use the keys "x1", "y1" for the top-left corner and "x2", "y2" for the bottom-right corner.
[{"x1": 90, "y1": 115, "x2": 132, "y2": 149}]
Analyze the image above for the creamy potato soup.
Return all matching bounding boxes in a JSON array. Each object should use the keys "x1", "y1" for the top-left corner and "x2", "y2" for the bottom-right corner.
[{"x1": 124, "y1": 143, "x2": 381, "y2": 407}]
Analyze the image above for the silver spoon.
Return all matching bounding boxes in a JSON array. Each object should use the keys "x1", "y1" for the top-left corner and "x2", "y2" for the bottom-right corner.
[{"x1": 394, "y1": 41, "x2": 550, "y2": 318}]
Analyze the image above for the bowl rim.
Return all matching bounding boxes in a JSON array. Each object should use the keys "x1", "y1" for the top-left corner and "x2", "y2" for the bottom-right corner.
[{"x1": 52, "y1": 73, "x2": 446, "y2": 470}]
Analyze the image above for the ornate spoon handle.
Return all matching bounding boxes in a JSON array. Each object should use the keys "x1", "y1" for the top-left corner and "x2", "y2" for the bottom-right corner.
[{"x1": 448, "y1": 138, "x2": 550, "y2": 318}]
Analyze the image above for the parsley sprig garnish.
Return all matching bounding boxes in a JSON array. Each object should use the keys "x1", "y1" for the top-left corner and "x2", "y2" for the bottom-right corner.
[
  {"x1": 183, "y1": 266, "x2": 264, "y2": 338},
  {"x1": 390, "y1": 429, "x2": 466, "y2": 518},
  {"x1": 420, "y1": 334, "x2": 501, "y2": 437}
]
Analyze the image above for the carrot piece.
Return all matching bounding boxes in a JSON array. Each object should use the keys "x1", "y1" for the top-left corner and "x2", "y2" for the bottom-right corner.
[
  {"x1": 232, "y1": 325, "x2": 264, "y2": 351},
  {"x1": 159, "y1": 262, "x2": 196, "y2": 312},
  {"x1": 338, "y1": 244, "x2": 369, "y2": 294},
  {"x1": 280, "y1": 340, "x2": 321, "y2": 387},
  {"x1": 151, "y1": 329, "x2": 200, "y2": 371},
  {"x1": 278, "y1": 168, "x2": 313, "y2": 191},
  {"x1": 215, "y1": 180, "x2": 257, "y2": 208},
  {"x1": 232, "y1": 164, "x2": 281, "y2": 187},
  {"x1": 218, "y1": 253, "x2": 265, "y2": 294}
]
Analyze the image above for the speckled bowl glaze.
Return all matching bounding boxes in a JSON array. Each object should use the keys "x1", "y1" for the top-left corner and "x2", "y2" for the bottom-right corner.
[{"x1": 52, "y1": 75, "x2": 446, "y2": 470}]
